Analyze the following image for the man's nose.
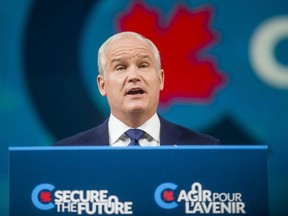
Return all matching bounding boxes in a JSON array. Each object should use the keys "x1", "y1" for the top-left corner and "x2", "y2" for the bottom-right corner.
[{"x1": 127, "y1": 66, "x2": 140, "y2": 81}]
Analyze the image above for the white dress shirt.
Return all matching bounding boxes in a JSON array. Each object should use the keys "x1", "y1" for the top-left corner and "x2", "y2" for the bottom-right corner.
[{"x1": 108, "y1": 113, "x2": 160, "y2": 147}]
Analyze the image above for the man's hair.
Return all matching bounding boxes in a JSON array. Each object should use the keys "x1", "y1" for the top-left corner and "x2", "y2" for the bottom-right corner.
[{"x1": 97, "y1": 31, "x2": 161, "y2": 76}]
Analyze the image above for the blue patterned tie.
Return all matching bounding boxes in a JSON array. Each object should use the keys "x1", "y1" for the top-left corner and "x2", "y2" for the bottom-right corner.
[{"x1": 125, "y1": 129, "x2": 145, "y2": 146}]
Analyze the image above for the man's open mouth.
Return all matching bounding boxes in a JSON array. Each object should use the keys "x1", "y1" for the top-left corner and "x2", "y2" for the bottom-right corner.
[{"x1": 126, "y1": 88, "x2": 145, "y2": 95}]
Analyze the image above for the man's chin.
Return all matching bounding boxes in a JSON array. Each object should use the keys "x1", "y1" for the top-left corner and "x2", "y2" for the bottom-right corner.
[
  {"x1": 124, "y1": 103, "x2": 149, "y2": 114},
  {"x1": 128, "y1": 107, "x2": 145, "y2": 113}
]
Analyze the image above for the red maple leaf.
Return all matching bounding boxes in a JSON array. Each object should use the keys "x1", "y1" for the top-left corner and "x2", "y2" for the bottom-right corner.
[
  {"x1": 162, "y1": 190, "x2": 175, "y2": 202},
  {"x1": 117, "y1": 2, "x2": 226, "y2": 104},
  {"x1": 39, "y1": 191, "x2": 52, "y2": 203}
]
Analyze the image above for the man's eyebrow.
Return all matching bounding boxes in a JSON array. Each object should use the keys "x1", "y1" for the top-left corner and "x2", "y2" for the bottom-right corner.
[
  {"x1": 110, "y1": 54, "x2": 152, "y2": 64},
  {"x1": 138, "y1": 54, "x2": 152, "y2": 60},
  {"x1": 111, "y1": 57, "x2": 125, "y2": 64}
]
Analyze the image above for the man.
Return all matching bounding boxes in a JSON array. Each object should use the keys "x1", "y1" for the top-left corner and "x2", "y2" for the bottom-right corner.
[{"x1": 56, "y1": 31, "x2": 219, "y2": 146}]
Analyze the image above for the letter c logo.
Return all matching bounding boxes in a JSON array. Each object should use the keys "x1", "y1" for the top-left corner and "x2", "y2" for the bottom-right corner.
[
  {"x1": 154, "y1": 182, "x2": 178, "y2": 209},
  {"x1": 31, "y1": 183, "x2": 55, "y2": 210}
]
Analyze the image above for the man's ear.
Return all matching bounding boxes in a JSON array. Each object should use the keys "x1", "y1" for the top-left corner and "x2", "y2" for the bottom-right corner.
[
  {"x1": 159, "y1": 69, "x2": 165, "y2": 91},
  {"x1": 97, "y1": 75, "x2": 106, "y2": 96}
]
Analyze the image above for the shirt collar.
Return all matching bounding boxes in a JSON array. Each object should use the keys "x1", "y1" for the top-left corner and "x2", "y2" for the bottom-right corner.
[
  {"x1": 108, "y1": 113, "x2": 160, "y2": 144},
  {"x1": 137, "y1": 113, "x2": 160, "y2": 142},
  {"x1": 108, "y1": 114, "x2": 130, "y2": 144}
]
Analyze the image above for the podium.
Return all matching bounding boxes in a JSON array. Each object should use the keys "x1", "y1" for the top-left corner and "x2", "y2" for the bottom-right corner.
[{"x1": 9, "y1": 146, "x2": 269, "y2": 215}]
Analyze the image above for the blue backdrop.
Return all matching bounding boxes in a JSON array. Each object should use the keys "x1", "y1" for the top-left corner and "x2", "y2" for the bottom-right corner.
[{"x1": 1, "y1": 0, "x2": 288, "y2": 215}]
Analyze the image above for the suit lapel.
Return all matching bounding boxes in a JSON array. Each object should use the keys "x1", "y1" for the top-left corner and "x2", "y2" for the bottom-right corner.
[
  {"x1": 89, "y1": 118, "x2": 110, "y2": 146},
  {"x1": 159, "y1": 115, "x2": 183, "y2": 146}
]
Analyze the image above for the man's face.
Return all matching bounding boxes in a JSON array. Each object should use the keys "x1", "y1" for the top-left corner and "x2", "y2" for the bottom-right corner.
[{"x1": 97, "y1": 35, "x2": 164, "y2": 123}]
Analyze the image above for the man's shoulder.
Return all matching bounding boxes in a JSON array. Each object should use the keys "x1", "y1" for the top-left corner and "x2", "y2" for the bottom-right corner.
[
  {"x1": 159, "y1": 116, "x2": 220, "y2": 145},
  {"x1": 177, "y1": 124, "x2": 220, "y2": 145},
  {"x1": 55, "y1": 119, "x2": 108, "y2": 146},
  {"x1": 55, "y1": 127, "x2": 97, "y2": 146}
]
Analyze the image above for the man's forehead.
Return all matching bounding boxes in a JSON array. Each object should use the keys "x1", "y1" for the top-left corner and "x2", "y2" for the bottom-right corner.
[{"x1": 108, "y1": 35, "x2": 152, "y2": 52}]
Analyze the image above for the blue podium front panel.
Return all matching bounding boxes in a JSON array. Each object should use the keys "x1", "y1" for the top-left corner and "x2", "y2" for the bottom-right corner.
[{"x1": 9, "y1": 146, "x2": 268, "y2": 216}]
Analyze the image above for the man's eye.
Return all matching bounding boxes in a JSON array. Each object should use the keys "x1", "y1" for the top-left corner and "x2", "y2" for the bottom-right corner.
[
  {"x1": 116, "y1": 66, "x2": 126, "y2": 71},
  {"x1": 139, "y1": 64, "x2": 148, "y2": 69}
]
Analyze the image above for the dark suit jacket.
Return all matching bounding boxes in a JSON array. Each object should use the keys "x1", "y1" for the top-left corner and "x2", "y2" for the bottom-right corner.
[{"x1": 56, "y1": 115, "x2": 220, "y2": 146}]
